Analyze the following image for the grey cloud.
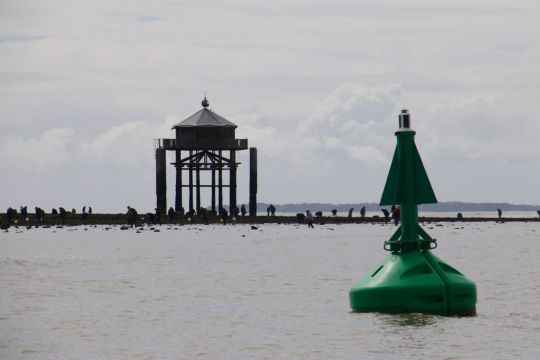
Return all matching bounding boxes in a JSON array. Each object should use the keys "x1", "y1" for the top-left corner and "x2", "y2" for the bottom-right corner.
[
  {"x1": 136, "y1": 16, "x2": 163, "y2": 22},
  {"x1": 496, "y1": 44, "x2": 528, "y2": 52},
  {"x1": 0, "y1": 35, "x2": 45, "y2": 43},
  {"x1": 201, "y1": 1, "x2": 529, "y2": 19},
  {"x1": 0, "y1": 71, "x2": 63, "y2": 84},
  {"x1": 1, "y1": 0, "x2": 539, "y2": 209}
]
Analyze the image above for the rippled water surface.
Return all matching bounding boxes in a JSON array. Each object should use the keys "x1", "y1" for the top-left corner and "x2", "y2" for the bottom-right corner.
[{"x1": 1, "y1": 221, "x2": 539, "y2": 359}]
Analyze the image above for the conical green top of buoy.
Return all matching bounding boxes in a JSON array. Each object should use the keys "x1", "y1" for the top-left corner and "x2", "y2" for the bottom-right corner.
[
  {"x1": 380, "y1": 131, "x2": 437, "y2": 206},
  {"x1": 349, "y1": 109, "x2": 477, "y2": 316}
]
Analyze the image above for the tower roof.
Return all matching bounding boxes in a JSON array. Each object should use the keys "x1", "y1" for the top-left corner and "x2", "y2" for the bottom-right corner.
[{"x1": 172, "y1": 104, "x2": 237, "y2": 129}]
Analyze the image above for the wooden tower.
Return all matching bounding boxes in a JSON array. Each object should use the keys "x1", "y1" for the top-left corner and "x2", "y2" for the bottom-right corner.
[{"x1": 154, "y1": 97, "x2": 257, "y2": 217}]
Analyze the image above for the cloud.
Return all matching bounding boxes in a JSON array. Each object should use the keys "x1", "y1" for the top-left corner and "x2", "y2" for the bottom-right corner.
[
  {"x1": 0, "y1": 71, "x2": 63, "y2": 84},
  {"x1": 234, "y1": 110, "x2": 288, "y2": 158},
  {"x1": 308, "y1": 83, "x2": 403, "y2": 126},
  {"x1": 0, "y1": 128, "x2": 75, "y2": 169},
  {"x1": 0, "y1": 118, "x2": 175, "y2": 170},
  {"x1": 421, "y1": 91, "x2": 539, "y2": 161},
  {"x1": 0, "y1": 35, "x2": 45, "y2": 44},
  {"x1": 322, "y1": 136, "x2": 388, "y2": 167},
  {"x1": 84, "y1": 121, "x2": 154, "y2": 164},
  {"x1": 136, "y1": 16, "x2": 162, "y2": 22},
  {"x1": 233, "y1": 82, "x2": 401, "y2": 168},
  {"x1": 496, "y1": 44, "x2": 528, "y2": 52},
  {"x1": 297, "y1": 82, "x2": 403, "y2": 166},
  {"x1": 1, "y1": 0, "x2": 539, "y2": 207}
]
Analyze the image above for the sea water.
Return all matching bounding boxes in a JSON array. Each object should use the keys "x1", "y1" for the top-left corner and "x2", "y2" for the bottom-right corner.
[{"x1": 1, "y1": 221, "x2": 539, "y2": 359}]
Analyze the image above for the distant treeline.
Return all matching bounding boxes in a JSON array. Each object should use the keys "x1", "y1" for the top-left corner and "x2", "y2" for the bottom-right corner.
[{"x1": 257, "y1": 201, "x2": 540, "y2": 213}]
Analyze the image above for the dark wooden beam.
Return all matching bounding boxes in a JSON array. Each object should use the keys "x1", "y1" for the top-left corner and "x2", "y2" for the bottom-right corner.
[
  {"x1": 188, "y1": 150, "x2": 194, "y2": 212},
  {"x1": 230, "y1": 150, "x2": 237, "y2": 215},
  {"x1": 211, "y1": 158, "x2": 216, "y2": 214},
  {"x1": 196, "y1": 162, "x2": 201, "y2": 213},
  {"x1": 218, "y1": 150, "x2": 223, "y2": 212},
  {"x1": 175, "y1": 150, "x2": 182, "y2": 212},
  {"x1": 249, "y1": 147, "x2": 257, "y2": 217},
  {"x1": 155, "y1": 148, "x2": 167, "y2": 215}
]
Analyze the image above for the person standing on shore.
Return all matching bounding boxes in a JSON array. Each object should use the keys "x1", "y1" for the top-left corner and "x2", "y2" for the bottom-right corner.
[
  {"x1": 59, "y1": 207, "x2": 66, "y2": 225},
  {"x1": 360, "y1": 206, "x2": 366, "y2": 219},
  {"x1": 6, "y1": 208, "x2": 15, "y2": 225},
  {"x1": 20, "y1": 206, "x2": 28, "y2": 222},
  {"x1": 497, "y1": 208, "x2": 502, "y2": 222},
  {"x1": 154, "y1": 208, "x2": 161, "y2": 225},
  {"x1": 392, "y1": 206, "x2": 400, "y2": 226},
  {"x1": 127, "y1": 206, "x2": 132, "y2": 226},
  {"x1": 34, "y1": 207, "x2": 44, "y2": 227},
  {"x1": 306, "y1": 210, "x2": 314, "y2": 228},
  {"x1": 127, "y1": 206, "x2": 138, "y2": 228},
  {"x1": 220, "y1": 207, "x2": 228, "y2": 225},
  {"x1": 168, "y1": 207, "x2": 175, "y2": 222},
  {"x1": 81, "y1": 207, "x2": 88, "y2": 220},
  {"x1": 348, "y1": 208, "x2": 354, "y2": 219}
]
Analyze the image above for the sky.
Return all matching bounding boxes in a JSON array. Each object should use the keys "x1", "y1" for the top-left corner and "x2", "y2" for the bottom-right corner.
[{"x1": 1, "y1": 0, "x2": 539, "y2": 212}]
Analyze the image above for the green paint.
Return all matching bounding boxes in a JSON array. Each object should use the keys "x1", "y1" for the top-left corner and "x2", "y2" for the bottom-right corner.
[
  {"x1": 381, "y1": 131, "x2": 437, "y2": 249},
  {"x1": 349, "y1": 251, "x2": 476, "y2": 316},
  {"x1": 380, "y1": 131, "x2": 437, "y2": 207},
  {"x1": 349, "y1": 121, "x2": 476, "y2": 316}
]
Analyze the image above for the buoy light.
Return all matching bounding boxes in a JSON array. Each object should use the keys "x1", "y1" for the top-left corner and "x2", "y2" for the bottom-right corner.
[{"x1": 398, "y1": 109, "x2": 411, "y2": 131}]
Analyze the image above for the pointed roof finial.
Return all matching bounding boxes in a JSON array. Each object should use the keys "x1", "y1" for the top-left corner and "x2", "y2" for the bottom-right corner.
[{"x1": 202, "y1": 93, "x2": 209, "y2": 108}]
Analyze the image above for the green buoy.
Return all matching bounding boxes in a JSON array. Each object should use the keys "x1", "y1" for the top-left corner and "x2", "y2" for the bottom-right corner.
[{"x1": 349, "y1": 110, "x2": 477, "y2": 316}]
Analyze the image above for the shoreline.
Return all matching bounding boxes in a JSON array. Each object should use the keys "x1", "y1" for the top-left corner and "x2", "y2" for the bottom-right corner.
[{"x1": 2, "y1": 213, "x2": 539, "y2": 228}]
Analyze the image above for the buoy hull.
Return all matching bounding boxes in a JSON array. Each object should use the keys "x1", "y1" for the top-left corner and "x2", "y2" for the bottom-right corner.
[{"x1": 349, "y1": 251, "x2": 476, "y2": 316}]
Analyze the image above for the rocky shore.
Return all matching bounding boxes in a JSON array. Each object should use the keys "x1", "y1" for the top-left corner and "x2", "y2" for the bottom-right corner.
[{"x1": 1, "y1": 213, "x2": 539, "y2": 229}]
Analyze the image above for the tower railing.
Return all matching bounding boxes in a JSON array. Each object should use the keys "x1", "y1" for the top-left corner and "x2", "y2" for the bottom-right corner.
[{"x1": 154, "y1": 138, "x2": 248, "y2": 150}]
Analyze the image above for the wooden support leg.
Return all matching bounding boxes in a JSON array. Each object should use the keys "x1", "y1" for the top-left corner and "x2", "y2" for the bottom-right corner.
[
  {"x1": 249, "y1": 147, "x2": 257, "y2": 217},
  {"x1": 218, "y1": 150, "x2": 223, "y2": 213},
  {"x1": 196, "y1": 160, "x2": 201, "y2": 214},
  {"x1": 189, "y1": 150, "x2": 194, "y2": 213},
  {"x1": 156, "y1": 148, "x2": 167, "y2": 215},
  {"x1": 175, "y1": 150, "x2": 182, "y2": 212},
  {"x1": 230, "y1": 150, "x2": 237, "y2": 216},
  {"x1": 211, "y1": 164, "x2": 216, "y2": 214}
]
